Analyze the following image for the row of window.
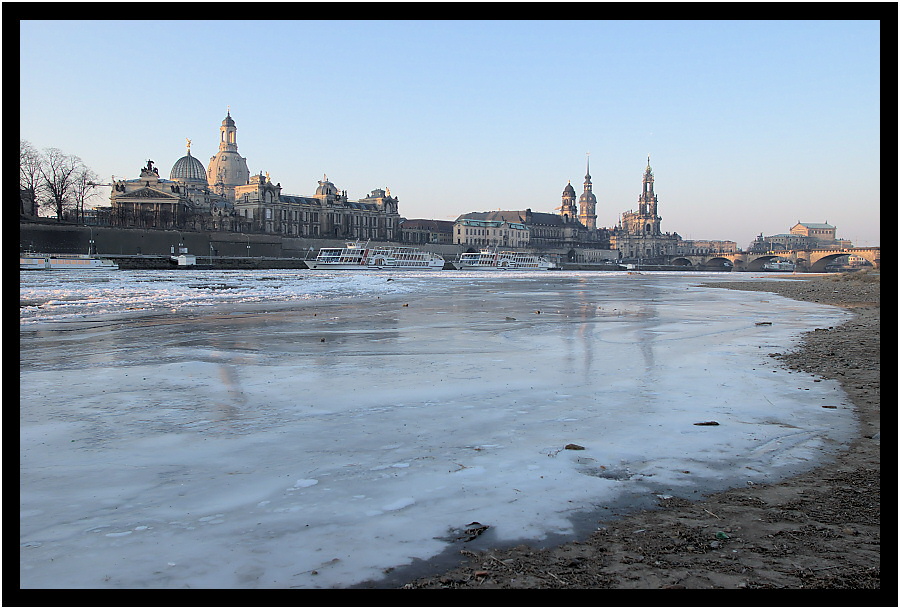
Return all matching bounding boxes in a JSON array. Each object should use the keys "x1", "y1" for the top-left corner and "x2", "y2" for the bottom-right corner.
[
  {"x1": 240, "y1": 206, "x2": 395, "y2": 228},
  {"x1": 456, "y1": 227, "x2": 526, "y2": 237}
]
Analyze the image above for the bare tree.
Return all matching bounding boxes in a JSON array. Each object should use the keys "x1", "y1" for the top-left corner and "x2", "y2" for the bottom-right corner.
[
  {"x1": 39, "y1": 147, "x2": 82, "y2": 221},
  {"x1": 20, "y1": 140, "x2": 43, "y2": 216},
  {"x1": 71, "y1": 164, "x2": 100, "y2": 224}
]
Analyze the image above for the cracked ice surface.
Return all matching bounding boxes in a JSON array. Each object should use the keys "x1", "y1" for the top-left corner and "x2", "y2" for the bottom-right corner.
[{"x1": 20, "y1": 270, "x2": 855, "y2": 588}]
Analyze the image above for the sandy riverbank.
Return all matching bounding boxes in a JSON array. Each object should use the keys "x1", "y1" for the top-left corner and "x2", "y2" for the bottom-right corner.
[{"x1": 396, "y1": 271, "x2": 881, "y2": 590}]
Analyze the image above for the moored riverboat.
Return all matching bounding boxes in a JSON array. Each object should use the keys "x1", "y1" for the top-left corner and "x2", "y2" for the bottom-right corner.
[
  {"x1": 20, "y1": 253, "x2": 119, "y2": 271},
  {"x1": 454, "y1": 249, "x2": 555, "y2": 270},
  {"x1": 763, "y1": 260, "x2": 796, "y2": 271},
  {"x1": 306, "y1": 241, "x2": 445, "y2": 270}
]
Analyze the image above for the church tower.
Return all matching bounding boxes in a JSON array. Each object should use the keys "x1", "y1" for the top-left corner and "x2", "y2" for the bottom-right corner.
[
  {"x1": 207, "y1": 109, "x2": 250, "y2": 201},
  {"x1": 577, "y1": 154, "x2": 597, "y2": 230},
  {"x1": 560, "y1": 181, "x2": 577, "y2": 222},
  {"x1": 637, "y1": 155, "x2": 660, "y2": 233}
]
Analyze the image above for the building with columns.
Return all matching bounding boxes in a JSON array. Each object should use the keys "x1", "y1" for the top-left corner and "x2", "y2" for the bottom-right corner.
[
  {"x1": 108, "y1": 142, "x2": 244, "y2": 232},
  {"x1": 110, "y1": 110, "x2": 401, "y2": 239}
]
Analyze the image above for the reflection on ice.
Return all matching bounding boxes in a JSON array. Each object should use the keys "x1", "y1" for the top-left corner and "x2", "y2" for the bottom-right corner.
[{"x1": 20, "y1": 271, "x2": 855, "y2": 588}]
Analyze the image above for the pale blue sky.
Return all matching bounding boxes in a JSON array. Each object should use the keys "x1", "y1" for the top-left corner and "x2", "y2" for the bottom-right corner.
[{"x1": 20, "y1": 19, "x2": 881, "y2": 247}]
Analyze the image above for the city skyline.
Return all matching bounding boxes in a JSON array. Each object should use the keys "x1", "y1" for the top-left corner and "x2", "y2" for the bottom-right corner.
[{"x1": 20, "y1": 19, "x2": 881, "y2": 248}]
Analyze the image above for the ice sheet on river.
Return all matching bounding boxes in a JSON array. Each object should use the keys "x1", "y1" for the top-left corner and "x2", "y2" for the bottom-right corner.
[{"x1": 20, "y1": 270, "x2": 855, "y2": 588}]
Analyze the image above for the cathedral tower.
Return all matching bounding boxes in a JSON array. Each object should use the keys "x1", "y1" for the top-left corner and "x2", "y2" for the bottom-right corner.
[
  {"x1": 637, "y1": 155, "x2": 659, "y2": 233},
  {"x1": 577, "y1": 154, "x2": 597, "y2": 230},
  {"x1": 207, "y1": 109, "x2": 250, "y2": 201},
  {"x1": 560, "y1": 181, "x2": 577, "y2": 222}
]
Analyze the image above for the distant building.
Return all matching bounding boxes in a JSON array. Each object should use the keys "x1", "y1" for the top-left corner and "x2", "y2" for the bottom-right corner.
[
  {"x1": 400, "y1": 218, "x2": 454, "y2": 244},
  {"x1": 235, "y1": 175, "x2": 400, "y2": 240},
  {"x1": 110, "y1": 111, "x2": 401, "y2": 240},
  {"x1": 207, "y1": 110, "x2": 251, "y2": 202},
  {"x1": 453, "y1": 213, "x2": 531, "y2": 248},
  {"x1": 109, "y1": 151, "x2": 239, "y2": 232},
  {"x1": 790, "y1": 221, "x2": 836, "y2": 243},
  {"x1": 576, "y1": 156, "x2": 598, "y2": 230},
  {"x1": 611, "y1": 157, "x2": 681, "y2": 260},
  {"x1": 676, "y1": 239, "x2": 737, "y2": 255},
  {"x1": 452, "y1": 156, "x2": 616, "y2": 259},
  {"x1": 749, "y1": 221, "x2": 852, "y2": 252}
]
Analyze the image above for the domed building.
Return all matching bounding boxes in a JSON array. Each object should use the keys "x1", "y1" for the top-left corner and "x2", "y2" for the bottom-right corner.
[
  {"x1": 314, "y1": 174, "x2": 343, "y2": 201},
  {"x1": 170, "y1": 140, "x2": 208, "y2": 185},
  {"x1": 110, "y1": 110, "x2": 402, "y2": 240},
  {"x1": 207, "y1": 110, "x2": 250, "y2": 200},
  {"x1": 108, "y1": 138, "x2": 242, "y2": 232}
]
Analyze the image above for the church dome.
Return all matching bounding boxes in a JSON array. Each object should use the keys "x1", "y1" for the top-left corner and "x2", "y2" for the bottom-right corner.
[
  {"x1": 316, "y1": 175, "x2": 338, "y2": 196},
  {"x1": 170, "y1": 150, "x2": 208, "y2": 184},
  {"x1": 562, "y1": 181, "x2": 576, "y2": 196}
]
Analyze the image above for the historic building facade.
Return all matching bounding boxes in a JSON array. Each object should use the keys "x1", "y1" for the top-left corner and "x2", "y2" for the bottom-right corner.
[
  {"x1": 207, "y1": 110, "x2": 250, "y2": 201},
  {"x1": 110, "y1": 111, "x2": 401, "y2": 239},
  {"x1": 790, "y1": 222, "x2": 837, "y2": 243},
  {"x1": 453, "y1": 158, "x2": 614, "y2": 259},
  {"x1": 400, "y1": 219, "x2": 455, "y2": 244},
  {"x1": 610, "y1": 157, "x2": 681, "y2": 260},
  {"x1": 233, "y1": 175, "x2": 400, "y2": 241},
  {"x1": 576, "y1": 156, "x2": 597, "y2": 230},
  {"x1": 108, "y1": 146, "x2": 244, "y2": 232},
  {"x1": 748, "y1": 221, "x2": 852, "y2": 252},
  {"x1": 676, "y1": 239, "x2": 737, "y2": 255},
  {"x1": 453, "y1": 213, "x2": 531, "y2": 248}
]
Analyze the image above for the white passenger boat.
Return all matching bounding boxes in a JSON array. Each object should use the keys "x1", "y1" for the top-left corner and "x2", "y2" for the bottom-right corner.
[
  {"x1": 454, "y1": 249, "x2": 555, "y2": 270},
  {"x1": 20, "y1": 253, "x2": 119, "y2": 270},
  {"x1": 763, "y1": 259, "x2": 796, "y2": 271},
  {"x1": 306, "y1": 241, "x2": 445, "y2": 270}
]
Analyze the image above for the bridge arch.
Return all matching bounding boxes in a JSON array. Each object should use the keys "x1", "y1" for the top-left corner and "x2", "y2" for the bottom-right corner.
[
  {"x1": 670, "y1": 257, "x2": 693, "y2": 266},
  {"x1": 745, "y1": 254, "x2": 789, "y2": 271},
  {"x1": 808, "y1": 252, "x2": 849, "y2": 273},
  {"x1": 703, "y1": 256, "x2": 733, "y2": 270}
]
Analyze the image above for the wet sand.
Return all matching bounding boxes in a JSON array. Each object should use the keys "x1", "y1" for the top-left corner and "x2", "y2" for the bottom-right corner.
[{"x1": 395, "y1": 271, "x2": 881, "y2": 590}]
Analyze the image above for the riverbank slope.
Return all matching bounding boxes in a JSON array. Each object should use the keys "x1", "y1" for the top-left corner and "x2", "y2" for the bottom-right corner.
[{"x1": 397, "y1": 271, "x2": 881, "y2": 590}]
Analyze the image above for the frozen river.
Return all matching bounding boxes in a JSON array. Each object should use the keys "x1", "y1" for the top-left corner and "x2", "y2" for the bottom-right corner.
[{"x1": 20, "y1": 269, "x2": 856, "y2": 588}]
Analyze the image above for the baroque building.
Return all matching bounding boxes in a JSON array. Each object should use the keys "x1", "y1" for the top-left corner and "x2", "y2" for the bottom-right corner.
[
  {"x1": 109, "y1": 143, "x2": 243, "y2": 232},
  {"x1": 207, "y1": 110, "x2": 250, "y2": 201},
  {"x1": 611, "y1": 156, "x2": 680, "y2": 260},
  {"x1": 110, "y1": 111, "x2": 401, "y2": 240},
  {"x1": 790, "y1": 221, "x2": 837, "y2": 243},
  {"x1": 748, "y1": 221, "x2": 851, "y2": 252},
  {"x1": 400, "y1": 219, "x2": 455, "y2": 244},
  {"x1": 577, "y1": 156, "x2": 597, "y2": 230},
  {"x1": 453, "y1": 157, "x2": 613, "y2": 260},
  {"x1": 233, "y1": 174, "x2": 400, "y2": 240}
]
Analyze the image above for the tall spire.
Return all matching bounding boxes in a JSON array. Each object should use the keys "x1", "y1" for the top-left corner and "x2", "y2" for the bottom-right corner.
[{"x1": 578, "y1": 152, "x2": 597, "y2": 230}]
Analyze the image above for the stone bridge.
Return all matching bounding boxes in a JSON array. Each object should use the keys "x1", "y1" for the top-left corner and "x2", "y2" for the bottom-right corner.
[{"x1": 670, "y1": 247, "x2": 880, "y2": 272}]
